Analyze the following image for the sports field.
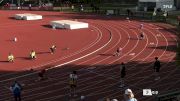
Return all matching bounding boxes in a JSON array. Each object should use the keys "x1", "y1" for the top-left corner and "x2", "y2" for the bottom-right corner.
[{"x1": 0, "y1": 10, "x2": 180, "y2": 101}]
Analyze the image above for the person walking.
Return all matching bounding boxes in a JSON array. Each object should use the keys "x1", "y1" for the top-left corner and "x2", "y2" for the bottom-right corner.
[{"x1": 123, "y1": 89, "x2": 137, "y2": 101}]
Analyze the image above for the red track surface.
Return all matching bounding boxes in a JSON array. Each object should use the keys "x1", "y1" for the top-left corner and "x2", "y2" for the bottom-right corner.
[{"x1": 0, "y1": 10, "x2": 180, "y2": 101}]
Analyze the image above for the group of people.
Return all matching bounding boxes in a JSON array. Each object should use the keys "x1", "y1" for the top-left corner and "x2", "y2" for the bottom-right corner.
[
  {"x1": 119, "y1": 56, "x2": 161, "y2": 88},
  {"x1": 7, "y1": 44, "x2": 57, "y2": 62},
  {"x1": 10, "y1": 56, "x2": 161, "y2": 101},
  {"x1": 68, "y1": 56, "x2": 161, "y2": 100},
  {"x1": 126, "y1": 17, "x2": 145, "y2": 40},
  {"x1": 113, "y1": 23, "x2": 145, "y2": 57},
  {"x1": 106, "y1": 89, "x2": 137, "y2": 101},
  {"x1": 68, "y1": 69, "x2": 138, "y2": 101}
]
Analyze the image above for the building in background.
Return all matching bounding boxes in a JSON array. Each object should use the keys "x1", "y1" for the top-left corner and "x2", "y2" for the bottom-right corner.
[
  {"x1": 175, "y1": 0, "x2": 180, "y2": 9},
  {"x1": 138, "y1": 0, "x2": 176, "y2": 11}
]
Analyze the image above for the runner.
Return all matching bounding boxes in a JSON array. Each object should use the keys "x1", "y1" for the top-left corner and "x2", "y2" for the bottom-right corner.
[
  {"x1": 29, "y1": 4, "x2": 32, "y2": 10},
  {"x1": 69, "y1": 71, "x2": 78, "y2": 97},
  {"x1": 50, "y1": 45, "x2": 57, "y2": 54},
  {"x1": 30, "y1": 50, "x2": 36, "y2": 59},
  {"x1": 140, "y1": 24, "x2": 144, "y2": 29},
  {"x1": 8, "y1": 53, "x2": 14, "y2": 62},
  {"x1": 114, "y1": 47, "x2": 122, "y2": 56},
  {"x1": 14, "y1": 37, "x2": 17, "y2": 42},
  {"x1": 139, "y1": 32, "x2": 145, "y2": 40}
]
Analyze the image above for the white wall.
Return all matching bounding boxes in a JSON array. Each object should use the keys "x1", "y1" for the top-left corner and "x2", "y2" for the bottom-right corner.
[
  {"x1": 156, "y1": 0, "x2": 176, "y2": 11},
  {"x1": 139, "y1": 0, "x2": 176, "y2": 11},
  {"x1": 139, "y1": 0, "x2": 159, "y2": 2}
]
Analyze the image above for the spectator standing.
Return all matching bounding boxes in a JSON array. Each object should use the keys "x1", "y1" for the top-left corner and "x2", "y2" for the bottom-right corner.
[
  {"x1": 80, "y1": 4, "x2": 84, "y2": 12},
  {"x1": 29, "y1": 4, "x2": 32, "y2": 10},
  {"x1": 71, "y1": 5, "x2": 74, "y2": 11},
  {"x1": 69, "y1": 71, "x2": 78, "y2": 97},
  {"x1": 38, "y1": 69, "x2": 46, "y2": 81},
  {"x1": 80, "y1": 95, "x2": 85, "y2": 101},
  {"x1": 10, "y1": 81, "x2": 22, "y2": 101},
  {"x1": 123, "y1": 89, "x2": 137, "y2": 101},
  {"x1": 127, "y1": 9, "x2": 130, "y2": 17},
  {"x1": 154, "y1": 57, "x2": 161, "y2": 80},
  {"x1": 163, "y1": 10, "x2": 168, "y2": 22},
  {"x1": 152, "y1": 9, "x2": 157, "y2": 20},
  {"x1": 119, "y1": 62, "x2": 126, "y2": 88}
]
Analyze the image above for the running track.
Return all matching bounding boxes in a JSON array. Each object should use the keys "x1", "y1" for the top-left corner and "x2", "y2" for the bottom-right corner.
[{"x1": 0, "y1": 10, "x2": 180, "y2": 101}]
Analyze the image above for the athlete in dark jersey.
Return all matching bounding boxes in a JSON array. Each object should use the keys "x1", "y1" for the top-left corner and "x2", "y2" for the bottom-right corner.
[
  {"x1": 139, "y1": 32, "x2": 144, "y2": 40},
  {"x1": 69, "y1": 71, "x2": 77, "y2": 97},
  {"x1": 120, "y1": 62, "x2": 126, "y2": 87},
  {"x1": 154, "y1": 57, "x2": 161, "y2": 80},
  {"x1": 114, "y1": 47, "x2": 122, "y2": 56}
]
